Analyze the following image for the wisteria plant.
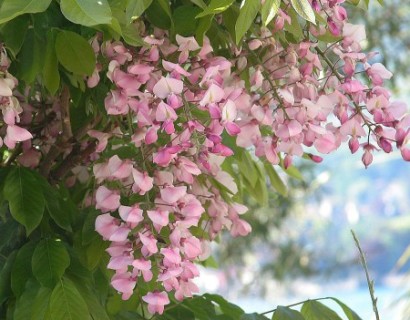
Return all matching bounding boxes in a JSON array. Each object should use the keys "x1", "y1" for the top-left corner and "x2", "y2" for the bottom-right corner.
[{"x1": 0, "y1": 0, "x2": 406, "y2": 319}]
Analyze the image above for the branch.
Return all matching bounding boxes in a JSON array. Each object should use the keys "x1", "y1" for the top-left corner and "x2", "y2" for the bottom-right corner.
[
  {"x1": 39, "y1": 86, "x2": 72, "y2": 177},
  {"x1": 351, "y1": 230, "x2": 381, "y2": 320}
]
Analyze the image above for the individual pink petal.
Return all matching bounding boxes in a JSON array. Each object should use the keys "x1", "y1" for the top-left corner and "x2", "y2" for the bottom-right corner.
[
  {"x1": 161, "y1": 247, "x2": 181, "y2": 267},
  {"x1": 199, "y1": 84, "x2": 225, "y2": 106},
  {"x1": 183, "y1": 236, "x2": 202, "y2": 259},
  {"x1": 142, "y1": 291, "x2": 170, "y2": 315},
  {"x1": 111, "y1": 272, "x2": 136, "y2": 300},
  {"x1": 108, "y1": 155, "x2": 132, "y2": 180},
  {"x1": 6, "y1": 125, "x2": 32, "y2": 142},
  {"x1": 147, "y1": 209, "x2": 169, "y2": 230},
  {"x1": 139, "y1": 232, "x2": 158, "y2": 255},
  {"x1": 314, "y1": 133, "x2": 338, "y2": 154},
  {"x1": 119, "y1": 205, "x2": 144, "y2": 228},
  {"x1": 231, "y1": 218, "x2": 252, "y2": 237},
  {"x1": 153, "y1": 77, "x2": 183, "y2": 99},
  {"x1": 95, "y1": 213, "x2": 117, "y2": 239},
  {"x1": 160, "y1": 186, "x2": 187, "y2": 204},
  {"x1": 95, "y1": 186, "x2": 121, "y2": 212}
]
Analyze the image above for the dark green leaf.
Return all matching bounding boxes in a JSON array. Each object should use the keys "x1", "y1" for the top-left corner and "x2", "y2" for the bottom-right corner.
[
  {"x1": 73, "y1": 280, "x2": 110, "y2": 320},
  {"x1": 301, "y1": 300, "x2": 342, "y2": 320},
  {"x1": 3, "y1": 167, "x2": 45, "y2": 235},
  {"x1": 13, "y1": 280, "x2": 39, "y2": 320},
  {"x1": 261, "y1": 0, "x2": 280, "y2": 26},
  {"x1": 272, "y1": 306, "x2": 305, "y2": 320},
  {"x1": 121, "y1": 22, "x2": 145, "y2": 46},
  {"x1": 329, "y1": 298, "x2": 363, "y2": 320},
  {"x1": 43, "y1": 30, "x2": 61, "y2": 96},
  {"x1": 0, "y1": 0, "x2": 52, "y2": 24},
  {"x1": 44, "y1": 186, "x2": 72, "y2": 232},
  {"x1": 204, "y1": 294, "x2": 245, "y2": 318},
  {"x1": 290, "y1": 0, "x2": 315, "y2": 24},
  {"x1": 11, "y1": 241, "x2": 36, "y2": 297},
  {"x1": 195, "y1": 0, "x2": 235, "y2": 18},
  {"x1": 173, "y1": 5, "x2": 201, "y2": 36},
  {"x1": 125, "y1": 0, "x2": 153, "y2": 23},
  {"x1": 183, "y1": 296, "x2": 217, "y2": 320},
  {"x1": 60, "y1": 0, "x2": 112, "y2": 26},
  {"x1": 16, "y1": 28, "x2": 45, "y2": 84},
  {"x1": 145, "y1": 0, "x2": 172, "y2": 29},
  {"x1": 0, "y1": 15, "x2": 29, "y2": 57},
  {"x1": 32, "y1": 239, "x2": 70, "y2": 288},
  {"x1": 55, "y1": 30, "x2": 96, "y2": 76},
  {"x1": 195, "y1": 14, "x2": 213, "y2": 44},
  {"x1": 235, "y1": 0, "x2": 261, "y2": 45},
  {"x1": 49, "y1": 277, "x2": 89, "y2": 320},
  {"x1": 0, "y1": 251, "x2": 17, "y2": 305},
  {"x1": 32, "y1": 287, "x2": 53, "y2": 320}
]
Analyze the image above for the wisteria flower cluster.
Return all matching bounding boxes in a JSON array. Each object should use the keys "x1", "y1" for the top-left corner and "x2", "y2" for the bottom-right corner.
[
  {"x1": 87, "y1": 3, "x2": 409, "y2": 314},
  {"x1": 0, "y1": 0, "x2": 409, "y2": 315}
]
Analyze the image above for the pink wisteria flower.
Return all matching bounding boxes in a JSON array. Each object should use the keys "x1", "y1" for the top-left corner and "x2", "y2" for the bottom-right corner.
[{"x1": 142, "y1": 291, "x2": 170, "y2": 315}]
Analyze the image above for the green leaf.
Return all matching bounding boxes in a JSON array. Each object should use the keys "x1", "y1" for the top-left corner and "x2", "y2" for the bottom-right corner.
[
  {"x1": 0, "y1": 15, "x2": 29, "y2": 57},
  {"x1": 11, "y1": 241, "x2": 36, "y2": 297},
  {"x1": 240, "y1": 313, "x2": 269, "y2": 320},
  {"x1": 204, "y1": 294, "x2": 245, "y2": 318},
  {"x1": 195, "y1": 0, "x2": 235, "y2": 18},
  {"x1": 13, "y1": 280, "x2": 39, "y2": 320},
  {"x1": 329, "y1": 298, "x2": 363, "y2": 320},
  {"x1": 125, "y1": 0, "x2": 153, "y2": 23},
  {"x1": 301, "y1": 300, "x2": 342, "y2": 320},
  {"x1": 49, "y1": 277, "x2": 90, "y2": 320},
  {"x1": 261, "y1": 0, "x2": 280, "y2": 26},
  {"x1": 195, "y1": 14, "x2": 213, "y2": 44},
  {"x1": 55, "y1": 30, "x2": 96, "y2": 76},
  {"x1": 264, "y1": 163, "x2": 288, "y2": 197},
  {"x1": 235, "y1": 0, "x2": 261, "y2": 45},
  {"x1": 3, "y1": 167, "x2": 45, "y2": 235},
  {"x1": 32, "y1": 287, "x2": 53, "y2": 320},
  {"x1": 43, "y1": 31, "x2": 61, "y2": 96},
  {"x1": 73, "y1": 280, "x2": 110, "y2": 320},
  {"x1": 32, "y1": 239, "x2": 71, "y2": 288},
  {"x1": 0, "y1": 0, "x2": 52, "y2": 24},
  {"x1": 284, "y1": 8, "x2": 304, "y2": 40},
  {"x1": 173, "y1": 5, "x2": 201, "y2": 36},
  {"x1": 145, "y1": 0, "x2": 172, "y2": 29},
  {"x1": 44, "y1": 186, "x2": 72, "y2": 232},
  {"x1": 60, "y1": 0, "x2": 112, "y2": 26},
  {"x1": 190, "y1": 0, "x2": 207, "y2": 9},
  {"x1": 183, "y1": 296, "x2": 217, "y2": 320},
  {"x1": 0, "y1": 251, "x2": 17, "y2": 305},
  {"x1": 16, "y1": 28, "x2": 45, "y2": 84},
  {"x1": 290, "y1": 0, "x2": 315, "y2": 24},
  {"x1": 272, "y1": 306, "x2": 305, "y2": 320}
]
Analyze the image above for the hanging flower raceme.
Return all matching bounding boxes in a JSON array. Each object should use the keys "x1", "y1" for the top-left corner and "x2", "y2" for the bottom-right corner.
[{"x1": 88, "y1": 10, "x2": 409, "y2": 311}]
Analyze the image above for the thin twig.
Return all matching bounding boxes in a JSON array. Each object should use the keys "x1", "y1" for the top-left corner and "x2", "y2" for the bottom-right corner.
[{"x1": 351, "y1": 229, "x2": 381, "y2": 320}]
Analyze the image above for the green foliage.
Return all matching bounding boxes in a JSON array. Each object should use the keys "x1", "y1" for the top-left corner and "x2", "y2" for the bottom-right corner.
[
  {"x1": 55, "y1": 30, "x2": 96, "y2": 76},
  {"x1": 301, "y1": 300, "x2": 342, "y2": 320},
  {"x1": 0, "y1": 0, "x2": 52, "y2": 24},
  {"x1": 60, "y1": 0, "x2": 112, "y2": 26},
  {"x1": 49, "y1": 277, "x2": 89, "y2": 320},
  {"x1": 290, "y1": 0, "x2": 316, "y2": 24},
  {"x1": 3, "y1": 167, "x2": 45, "y2": 235},
  {"x1": 32, "y1": 239, "x2": 70, "y2": 288},
  {"x1": 235, "y1": 0, "x2": 261, "y2": 45},
  {"x1": 261, "y1": 0, "x2": 280, "y2": 26},
  {"x1": 272, "y1": 306, "x2": 305, "y2": 320}
]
